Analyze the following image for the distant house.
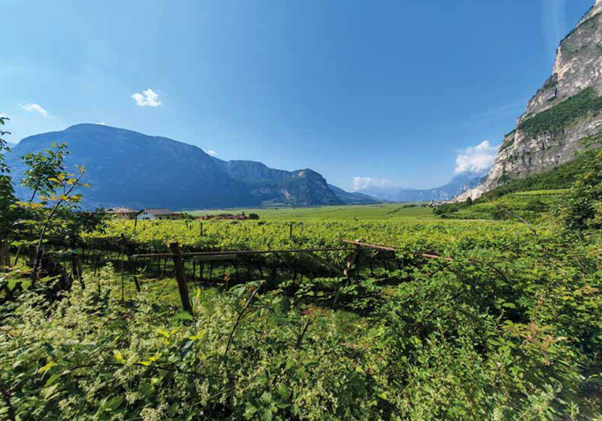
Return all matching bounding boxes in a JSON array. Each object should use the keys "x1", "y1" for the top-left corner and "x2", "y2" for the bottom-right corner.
[
  {"x1": 106, "y1": 208, "x2": 139, "y2": 220},
  {"x1": 137, "y1": 209, "x2": 180, "y2": 221}
]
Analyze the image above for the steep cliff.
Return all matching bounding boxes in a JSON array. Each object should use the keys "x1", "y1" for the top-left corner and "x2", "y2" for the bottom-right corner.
[{"x1": 457, "y1": 1, "x2": 602, "y2": 201}]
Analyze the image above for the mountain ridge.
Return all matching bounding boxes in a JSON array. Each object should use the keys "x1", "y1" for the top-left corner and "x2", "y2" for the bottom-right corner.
[
  {"x1": 6, "y1": 124, "x2": 373, "y2": 209},
  {"x1": 358, "y1": 171, "x2": 487, "y2": 203}
]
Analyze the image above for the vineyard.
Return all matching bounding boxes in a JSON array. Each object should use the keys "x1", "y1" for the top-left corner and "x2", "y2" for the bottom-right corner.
[
  {"x1": 1, "y1": 213, "x2": 601, "y2": 420},
  {"x1": 0, "y1": 125, "x2": 601, "y2": 420}
]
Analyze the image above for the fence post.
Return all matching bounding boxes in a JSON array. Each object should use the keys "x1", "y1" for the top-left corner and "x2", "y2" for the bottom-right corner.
[
  {"x1": 169, "y1": 242, "x2": 194, "y2": 316},
  {"x1": 344, "y1": 243, "x2": 361, "y2": 278},
  {"x1": 0, "y1": 241, "x2": 7, "y2": 271}
]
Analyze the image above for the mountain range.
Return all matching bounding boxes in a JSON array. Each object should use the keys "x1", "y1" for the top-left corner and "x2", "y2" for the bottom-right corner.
[
  {"x1": 357, "y1": 171, "x2": 487, "y2": 203},
  {"x1": 5, "y1": 124, "x2": 376, "y2": 210}
]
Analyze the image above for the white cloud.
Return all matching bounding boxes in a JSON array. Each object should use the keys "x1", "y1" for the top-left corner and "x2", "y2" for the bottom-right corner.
[
  {"x1": 21, "y1": 103, "x2": 49, "y2": 117},
  {"x1": 96, "y1": 122, "x2": 108, "y2": 125},
  {"x1": 207, "y1": 149, "x2": 218, "y2": 157},
  {"x1": 132, "y1": 88, "x2": 162, "y2": 107},
  {"x1": 353, "y1": 177, "x2": 398, "y2": 191},
  {"x1": 455, "y1": 140, "x2": 499, "y2": 174}
]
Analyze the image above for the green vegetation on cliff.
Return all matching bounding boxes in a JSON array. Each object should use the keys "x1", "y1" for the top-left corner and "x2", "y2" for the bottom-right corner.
[
  {"x1": 518, "y1": 88, "x2": 602, "y2": 137},
  {"x1": 436, "y1": 143, "x2": 602, "y2": 221}
]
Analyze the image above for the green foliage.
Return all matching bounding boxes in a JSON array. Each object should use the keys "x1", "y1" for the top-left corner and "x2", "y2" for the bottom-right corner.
[
  {"x1": 0, "y1": 116, "x2": 19, "y2": 240},
  {"x1": 1, "y1": 222, "x2": 600, "y2": 419},
  {"x1": 541, "y1": 75, "x2": 558, "y2": 91},
  {"x1": 438, "y1": 190, "x2": 567, "y2": 222},
  {"x1": 437, "y1": 143, "x2": 602, "y2": 221},
  {"x1": 20, "y1": 142, "x2": 70, "y2": 203},
  {"x1": 190, "y1": 203, "x2": 436, "y2": 222},
  {"x1": 499, "y1": 136, "x2": 515, "y2": 152},
  {"x1": 562, "y1": 148, "x2": 602, "y2": 231},
  {"x1": 0, "y1": 115, "x2": 11, "y2": 175},
  {"x1": 1, "y1": 117, "x2": 601, "y2": 420},
  {"x1": 518, "y1": 88, "x2": 602, "y2": 137}
]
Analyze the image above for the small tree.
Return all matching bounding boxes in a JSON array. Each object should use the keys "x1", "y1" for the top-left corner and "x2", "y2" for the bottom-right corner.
[
  {"x1": 17, "y1": 143, "x2": 90, "y2": 282},
  {"x1": 20, "y1": 142, "x2": 69, "y2": 202}
]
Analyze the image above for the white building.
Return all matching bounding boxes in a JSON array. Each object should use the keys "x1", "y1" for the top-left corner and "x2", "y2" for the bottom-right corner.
[{"x1": 136, "y1": 209, "x2": 180, "y2": 221}]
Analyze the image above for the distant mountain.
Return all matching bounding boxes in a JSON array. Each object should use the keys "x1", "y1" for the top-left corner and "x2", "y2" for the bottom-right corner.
[
  {"x1": 213, "y1": 159, "x2": 342, "y2": 206},
  {"x1": 358, "y1": 171, "x2": 487, "y2": 203},
  {"x1": 327, "y1": 184, "x2": 378, "y2": 205},
  {"x1": 5, "y1": 142, "x2": 16, "y2": 148},
  {"x1": 353, "y1": 187, "x2": 403, "y2": 202},
  {"x1": 5, "y1": 124, "x2": 347, "y2": 210}
]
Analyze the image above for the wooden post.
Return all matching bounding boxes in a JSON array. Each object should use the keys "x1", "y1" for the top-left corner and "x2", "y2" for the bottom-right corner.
[
  {"x1": 344, "y1": 244, "x2": 361, "y2": 278},
  {"x1": 28, "y1": 245, "x2": 36, "y2": 268},
  {"x1": 120, "y1": 233, "x2": 141, "y2": 293},
  {"x1": 72, "y1": 251, "x2": 85, "y2": 289},
  {"x1": 169, "y1": 242, "x2": 194, "y2": 316},
  {"x1": 199, "y1": 221, "x2": 204, "y2": 237},
  {"x1": 0, "y1": 241, "x2": 7, "y2": 271},
  {"x1": 289, "y1": 223, "x2": 293, "y2": 239}
]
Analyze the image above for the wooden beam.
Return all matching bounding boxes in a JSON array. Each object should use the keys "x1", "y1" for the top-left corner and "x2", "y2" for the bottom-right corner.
[
  {"x1": 342, "y1": 240, "x2": 396, "y2": 251},
  {"x1": 193, "y1": 254, "x2": 238, "y2": 262},
  {"x1": 132, "y1": 247, "x2": 352, "y2": 259}
]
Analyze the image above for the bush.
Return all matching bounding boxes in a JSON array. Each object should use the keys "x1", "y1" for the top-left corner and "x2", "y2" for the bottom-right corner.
[{"x1": 563, "y1": 148, "x2": 602, "y2": 231}]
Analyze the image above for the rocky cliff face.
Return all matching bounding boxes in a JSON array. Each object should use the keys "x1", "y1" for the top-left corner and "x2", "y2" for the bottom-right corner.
[
  {"x1": 213, "y1": 159, "x2": 343, "y2": 206},
  {"x1": 457, "y1": 1, "x2": 602, "y2": 201}
]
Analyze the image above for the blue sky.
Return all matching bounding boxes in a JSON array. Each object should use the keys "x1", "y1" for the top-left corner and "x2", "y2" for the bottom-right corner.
[{"x1": 0, "y1": 0, "x2": 594, "y2": 191}]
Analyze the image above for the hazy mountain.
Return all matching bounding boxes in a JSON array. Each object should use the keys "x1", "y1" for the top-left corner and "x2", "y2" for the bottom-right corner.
[
  {"x1": 459, "y1": 1, "x2": 602, "y2": 201},
  {"x1": 358, "y1": 171, "x2": 487, "y2": 203},
  {"x1": 354, "y1": 187, "x2": 403, "y2": 202},
  {"x1": 5, "y1": 124, "x2": 347, "y2": 210},
  {"x1": 213, "y1": 159, "x2": 343, "y2": 206},
  {"x1": 327, "y1": 184, "x2": 378, "y2": 205}
]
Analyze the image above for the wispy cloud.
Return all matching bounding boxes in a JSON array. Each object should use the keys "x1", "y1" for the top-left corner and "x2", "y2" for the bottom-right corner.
[
  {"x1": 352, "y1": 177, "x2": 399, "y2": 191},
  {"x1": 21, "y1": 103, "x2": 49, "y2": 117},
  {"x1": 96, "y1": 122, "x2": 108, "y2": 125},
  {"x1": 542, "y1": 0, "x2": 566, "y2": 57},
  {"x1": 455, "y1": 141, "x2": 499, "y2": 174},
  {"x1": 132, "y1": 88, "x2": 162, "y2": 107},
  {"x1": 207, "y1": 149, "x2": 218, "y2": 157},
  {"x1": 467, "y1": 99, "x2": 527, "y2": 124}
]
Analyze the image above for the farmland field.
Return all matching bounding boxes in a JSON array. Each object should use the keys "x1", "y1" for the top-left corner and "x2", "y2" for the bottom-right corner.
[{"x1": 186, "y1": 202, "x2": 438, "y2": 221}]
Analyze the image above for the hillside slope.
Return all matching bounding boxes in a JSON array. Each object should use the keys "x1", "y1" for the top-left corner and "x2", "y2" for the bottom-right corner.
[{"x1": 327, "y1": 184, "x2": 378, "y2": 205}]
